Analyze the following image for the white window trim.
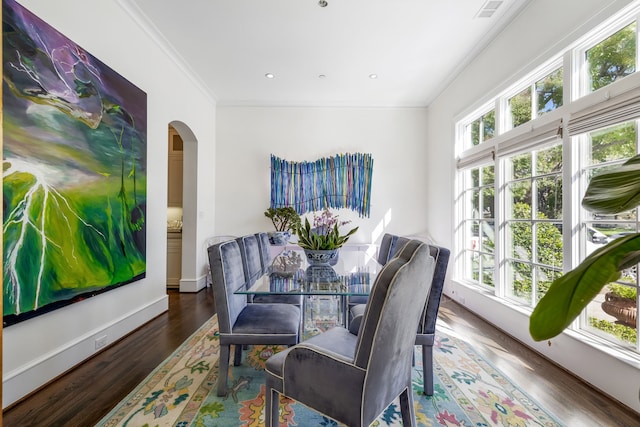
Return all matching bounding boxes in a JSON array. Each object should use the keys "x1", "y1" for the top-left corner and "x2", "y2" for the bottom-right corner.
[
  {"x1": 568, "y1": 72, "x2": 640, "y2": 135},
  {"x1": 572, "y1": 12, "x2": 640, "y2": 100},
  {"x1": 496, "y1": 111, "x2": 563, "y2": 157}
]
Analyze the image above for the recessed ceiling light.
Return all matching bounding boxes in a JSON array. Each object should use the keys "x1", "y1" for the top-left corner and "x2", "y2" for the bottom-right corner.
[
  {"x1": 318, "y1": 74, "x2": 327, "y2": 79},
  {"x1": 265, "y1": 73, "x2": 275, "y2": 79},
  {"x1": 318, "y1": 0, "x2": 328, "y2": 7},
  {"x1": 369, "y1": 74, "x2": 378, "y2": 79}
]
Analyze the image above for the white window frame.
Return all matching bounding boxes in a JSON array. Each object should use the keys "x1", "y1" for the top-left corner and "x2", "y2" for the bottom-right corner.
[
  {"x1": 572, "y1": 13, "x2": 639, "y2": 100},
  {"x1": 454, "y1": 2, "x2": 640, "y2": 354}
]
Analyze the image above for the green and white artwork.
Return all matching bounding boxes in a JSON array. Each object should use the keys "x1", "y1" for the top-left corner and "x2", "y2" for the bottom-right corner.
[{"x1": 2, "y1": 0, "x2": 147, "y2": 326}]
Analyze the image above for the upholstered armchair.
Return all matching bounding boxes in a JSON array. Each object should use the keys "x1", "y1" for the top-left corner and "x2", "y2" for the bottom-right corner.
[
  {"x1": 207, "y1": 240, "x2": 301, "y2": 397},
  {"x1": 264, "y1": 239, "x2": 435, "y2": 427},
  {"x1": 350, "y1": 243, "x2": 450, "y2": 396}
]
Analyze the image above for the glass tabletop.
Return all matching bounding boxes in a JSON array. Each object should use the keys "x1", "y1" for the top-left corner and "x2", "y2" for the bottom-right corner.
[{"x1": 236, "y1": 246, "x2": 381, "y2": 296}]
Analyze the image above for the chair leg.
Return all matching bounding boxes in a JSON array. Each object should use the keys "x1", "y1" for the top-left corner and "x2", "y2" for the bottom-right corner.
[
  {"x1": 233, "y1": 344, "x2": 243, "y2": 366},
  {"x1": 265, "y1": 384, "x2": 279, "y2": 427},
  {"x1": 423, "y1": 344, "x2": 434, "y2": 396},
  {"x1": 217, "y1": 344, "x2": 231, "y2": 397},
  {"x1": 399, "y1": 386, "x2": 416, "y2": 427}
]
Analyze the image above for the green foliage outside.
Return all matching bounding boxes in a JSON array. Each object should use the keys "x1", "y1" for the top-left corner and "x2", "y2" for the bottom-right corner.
[
  {"x1": 509, "y1": 68, "x2": 563, "y2": 129},
  {"x1": 462, "y1": 21, "x2": 640, "y2": 341},
  {"x1": 589, "y1": 317, "x2": 637, "y2": 344},
  {"x1": 607, "y1": 283, "x2": 638, "y2": 299},
  {"x1": 587, "y1": 22, "x2": 637, "y2": 91},
  {"x1": 590, "y1": 122, "x2": 636, "y2": 165},
  {"x1": 509, "y1": 203, "x2": 563, "y2": 302},
  {"x1": 509, "y1": 87, "x2": 532, "y2": 128},
  {"x1": 469, "y1": 110, "x2": 496, "y2": 146},
  {"x1": 537, "y1": 68, "x2": 564, "y2": 115}
]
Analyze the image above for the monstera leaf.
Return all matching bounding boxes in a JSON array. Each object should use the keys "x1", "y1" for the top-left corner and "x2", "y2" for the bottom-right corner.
[{"x1": 530, "y1": 153, "x2": 640, "y2": 341}]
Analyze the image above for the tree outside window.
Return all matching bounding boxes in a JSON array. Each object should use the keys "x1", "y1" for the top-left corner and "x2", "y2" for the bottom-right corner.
[
  {"x1": 468, "y1": 110, "x2": 495, "y2": 147},
  {"x1": 508, "y1": 67, "x2": 563, "y2": 130},
  {"x1": 586, "y1": 22, "x2": 636, "y2": 92},
  {"x1": 505, "y1": 145, "x2": 563, "y2": 305},
  {"x1": 456, "y1": 13, "x2": 640, "y2": 353},
  {"x1": 464, "y1": 165, "x2": 495, "y2": 288},
  {"x1": 581, "y1": 121, "x2": 639, "y2": 347}
]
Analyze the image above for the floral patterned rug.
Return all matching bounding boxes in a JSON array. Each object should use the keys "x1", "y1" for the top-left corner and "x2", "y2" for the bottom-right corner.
[{"x1": 96, "y1": 315, "x2": 564, "y2": 427}]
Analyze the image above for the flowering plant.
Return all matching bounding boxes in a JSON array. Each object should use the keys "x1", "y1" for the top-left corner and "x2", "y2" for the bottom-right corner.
[{"x1": 295, "y1": 207, "x2": 359, "y2": 250}]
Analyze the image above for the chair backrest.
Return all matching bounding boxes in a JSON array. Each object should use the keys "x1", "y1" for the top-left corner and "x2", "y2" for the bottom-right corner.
[
  {"x1": 418, "y1": 245, "x2": 451, "y2": 334},
  {"x1": 255, "y1": 232, "x2": 273, "y2": 274},
  {"x1": 388, "y1": 235, "x2": 410, "y2": 260},
  {"x1": 376, "y1": 233, "x2": 396, "y2": 265},
  {"x1": 235, "y1": 235, "x2": 263, "y2": 285},
  {"x1": 203, "y1": 235, "x2": 237, "y2": 285},
  {"x1": 207, "y1": 240, "x2": 248, "y2": 334},
  {"x1": 354, "y1": 239, "x2": 435, "y2": 421},
  {"x1": 418, "y1": 244, "x2": 450, "y2": 335}
]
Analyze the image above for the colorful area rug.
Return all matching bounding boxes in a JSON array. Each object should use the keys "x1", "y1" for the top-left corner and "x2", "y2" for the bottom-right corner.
[{"x1": 96, "y1": 315, "x2": 564, "y2": 427}]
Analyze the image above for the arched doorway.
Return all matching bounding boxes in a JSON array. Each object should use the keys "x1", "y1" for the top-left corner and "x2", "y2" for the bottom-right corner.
[
  {"x1": 167, "y1": 125, "x2": 183, "y2": 288},
  {"x1": 166, "y1": 121, "x2": 198, "y2": 292}
]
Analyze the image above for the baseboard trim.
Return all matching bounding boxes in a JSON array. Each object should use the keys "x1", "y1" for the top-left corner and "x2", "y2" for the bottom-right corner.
[
  {"x1": 2, "y1": 295, "x2": 169, "y2": 409},
  {"x1": 179, "y1": 274, "x2": 208, "y2": 292}
]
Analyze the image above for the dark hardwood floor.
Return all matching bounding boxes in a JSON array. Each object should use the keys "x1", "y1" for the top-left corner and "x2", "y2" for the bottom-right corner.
[
  {"x1": 3, "y1": 289, "x2": 639, "y2": 426},
  {"x1": 438, "y1": 298, "x2": 640, "y2": 427},
  {"x1": 3, "y1": 288, "x2": 217, "y2": 427}
]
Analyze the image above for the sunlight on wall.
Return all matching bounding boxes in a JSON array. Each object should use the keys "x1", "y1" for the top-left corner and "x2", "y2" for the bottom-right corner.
[{"x1": 371, "y1": 208, "x2": 394, "y2": 262}]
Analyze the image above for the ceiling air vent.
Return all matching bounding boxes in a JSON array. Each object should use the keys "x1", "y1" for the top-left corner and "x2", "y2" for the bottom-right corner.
[{"x1": 475, "y1": 0, "x2": 503, "y2": 18}]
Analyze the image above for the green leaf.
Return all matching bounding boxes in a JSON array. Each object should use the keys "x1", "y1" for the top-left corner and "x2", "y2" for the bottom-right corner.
[
  {"x1": 530, "y1": 233, "x2": 640, "y2": 341},
  {"x1": 582, "y1": 154, "x2": 640, "y2": 214}
]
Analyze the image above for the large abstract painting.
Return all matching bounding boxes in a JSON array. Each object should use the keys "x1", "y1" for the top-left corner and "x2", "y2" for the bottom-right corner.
[{"x1": 2, "y1": 0, "x2": 147, "y2": 326}]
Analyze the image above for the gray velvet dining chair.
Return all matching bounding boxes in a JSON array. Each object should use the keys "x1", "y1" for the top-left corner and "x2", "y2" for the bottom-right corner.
[
  {"x1": 389, "y1": 235, "x2": 410, "y2": 259},
  {"x1": 237, "y1": 234, "x2": 302, "y2": 305},
  {"x1": 350, "y1": 243, "x2": 450, "y2": 396},
  {"x1": 348, "y1": 233, "x2": 400, "y2": 310},
  {"x1": 264, "y1": 239, "x2": 435, "y2": 427},
  {"x1": 376, "y1": 232, "x2": 396, "y2": 265},
  {"x1": 348, "y1": 233, "x2": 411, "y2": 312},
  {"x1": 207, "y1": 240, "x2": 301, "y2": 397},
  {"x1": 415, "y1": 244, "x2": 450, "y2": 395},
  {"x1": 255, "y1": 232, "x2": 273, "y2": 274},
  {"x1": 235, "y1": 235, "x2": 263, "y2": 303}
]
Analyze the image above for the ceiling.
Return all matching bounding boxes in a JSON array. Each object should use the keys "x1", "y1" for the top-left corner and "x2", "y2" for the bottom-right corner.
[{"x1": 124, "y1": 0, "x2": 530, "y2": 107}]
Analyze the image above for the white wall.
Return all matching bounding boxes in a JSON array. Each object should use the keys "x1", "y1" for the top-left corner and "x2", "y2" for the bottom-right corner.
[
  {"x1": 2, "y1": 0, "x2": 217, "y2": 407},
  {"x1": 215, "y1": 107, "x2": 431, "y2": 246},
  {"x1": 426, "y1": 0, "x2": 640, "y2": 413}
]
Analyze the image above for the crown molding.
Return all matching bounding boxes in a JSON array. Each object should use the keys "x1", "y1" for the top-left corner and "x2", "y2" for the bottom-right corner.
[{"x1": 115, "y1": 0, "x2": 217, "y2": 105}]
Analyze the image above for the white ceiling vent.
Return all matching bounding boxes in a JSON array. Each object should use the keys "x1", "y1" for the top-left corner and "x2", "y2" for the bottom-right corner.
[{"x1": 475, "y1": 0, "x2": 503, "y2": 18}]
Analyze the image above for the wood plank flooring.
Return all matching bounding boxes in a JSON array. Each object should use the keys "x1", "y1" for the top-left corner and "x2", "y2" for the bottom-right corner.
[
  {"x1": 3, "y1": 289, "x2": 639, "y2": 426},
  {"x1": 4, "y1": 289, "x2": 216, "y2": 427},
  {"x1": 438, "y1": 297, "x2": 640, "y2": 427}
]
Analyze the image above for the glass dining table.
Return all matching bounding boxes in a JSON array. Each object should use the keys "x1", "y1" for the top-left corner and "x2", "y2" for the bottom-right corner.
[{"x1": 235, "y1": 245, "x2": 381, "y2": 337}]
